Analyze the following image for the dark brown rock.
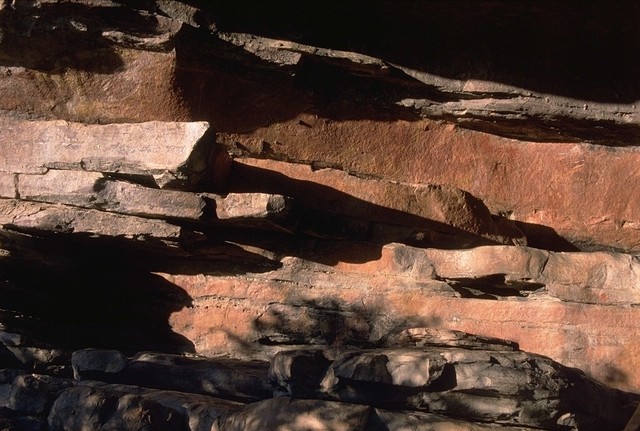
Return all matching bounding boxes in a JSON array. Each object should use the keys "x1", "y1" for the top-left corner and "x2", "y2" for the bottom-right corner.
[
  {"x1": 76, "y1": 382, "x2": 245, "y2": 431},
  {"x1": 211, "y1": 397, "x2": 374, "y2": 431},
  {"x1": 372, "y1": 408, "x2": 539, "y2": 431},
  {"x1": 2, "y1": 374, "x2": 72, "y2": 416},
  {"x1": 119, "y1": 353, "x2": 272, "y2": 403},
  {"x1": 272, "y1": 347, "x2": 640, "y2": 430},
  {"x1": 47, "y1": 385, "x2": 187, "y2": 431},
  {"x1": 71, "y1": 349, "x2": 128, "y2": 381}
]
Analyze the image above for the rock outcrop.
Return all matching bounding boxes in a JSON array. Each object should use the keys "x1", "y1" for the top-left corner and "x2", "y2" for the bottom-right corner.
[{"x1": 1, "y1": 1, "x2": 639, "y2": 430}]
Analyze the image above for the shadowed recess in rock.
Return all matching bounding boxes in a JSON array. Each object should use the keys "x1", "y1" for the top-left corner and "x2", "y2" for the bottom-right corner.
[{"x1": 206, "y1": 1, "x2": 640, "y2": 104}]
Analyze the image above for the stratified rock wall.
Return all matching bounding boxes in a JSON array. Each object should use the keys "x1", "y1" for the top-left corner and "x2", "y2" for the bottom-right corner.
[{"x1": 0, "y1": 1, "x2": 639, "y2": 430}]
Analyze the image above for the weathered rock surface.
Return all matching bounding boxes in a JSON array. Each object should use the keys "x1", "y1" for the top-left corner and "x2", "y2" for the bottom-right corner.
[
  {"x1": 161, "y1": 242, "x2": 640, "y2": 393},
  {"x1": 0, "y1": 118, "x2": 214, "y2": 189},
  {"x1": 48, "y1": 385, "x2": 188, "y2": 431},
  {"x1": 0, "y1": 331, "x2": 637, "y2": 431},
  {"x1": 2, "y1": 374, "x2": 73, "y2": 417},
  {"x1": 424, "y1": 245, "x2": 640, "y2": 305},
  {"x1": 1, "y1": 1, "x2": 640, "y2": 430},
  {"x1": 72, "y1": 352, "x2": 273, "y2": 403},
  {"x1": 71, "y1": 349, "x2": 127, "y2": 381},
  {"x1": 271, "y1": 347, "x2": 637, "y2": 429},
  {"x1": 15, "y1": 170, "x2": 206, "y2": 220},
  {"x1": 211, "y1": 397, "x2": 373, "y2": 431},
  {"x1": 231, "y1": 157, "x2": 526, "y2": 247},
  {"x1": 0, "y1": 199, "x2": 182, "y2": 243},
  {"x1": 222, "y1": 120, "x2": 640, "y2": 253}
]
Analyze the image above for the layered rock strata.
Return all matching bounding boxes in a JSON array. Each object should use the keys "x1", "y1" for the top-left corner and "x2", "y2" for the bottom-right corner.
[
  {"x1": 2, "y1": 335, "x2": 638, "y2": 430},
  {"x1": 1, "y1": 1, "x2": 639, "y2": 430}
]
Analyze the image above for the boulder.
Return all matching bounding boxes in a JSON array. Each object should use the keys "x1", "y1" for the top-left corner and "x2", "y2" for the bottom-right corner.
[
  {"x1": 76, "y1": 381, "x2": 245, "y2": 431},
  {"x1": 117, "y1": 353, "x2": 272, "y2": 403},
  {"x1": 71, "y1": 349, "x2": 128, "y2": 381},
  {"x1": 2, "y1": 374, "x2": 72, "y2": 416},
  {"x1": 47, "y1": 386, "x2": 187, "y2": 431},
  {"x1": 271, "y1": 347, "x2": 640, "y2": 430}
]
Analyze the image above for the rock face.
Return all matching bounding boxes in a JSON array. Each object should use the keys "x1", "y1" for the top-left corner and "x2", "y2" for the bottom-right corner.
[{"x1": 1, "y1": 1, "x2": 639, "y2": 430}]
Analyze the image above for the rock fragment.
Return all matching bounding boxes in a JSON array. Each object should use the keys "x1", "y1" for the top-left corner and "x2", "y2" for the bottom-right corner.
[{"x1": 0, "y1": 199, "x2": 182, "y2": 243}]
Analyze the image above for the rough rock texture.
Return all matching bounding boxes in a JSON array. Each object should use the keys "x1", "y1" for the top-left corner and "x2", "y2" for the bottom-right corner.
[
  {"x1": 161, "y1": 244, "x2": 640, "y2": 393},
  {"x1": 1, "y1": 1, "x2": 640, "y2": 430},
  {"x1": 0, "y1": 118, "x2": 215, "y2": 189}
]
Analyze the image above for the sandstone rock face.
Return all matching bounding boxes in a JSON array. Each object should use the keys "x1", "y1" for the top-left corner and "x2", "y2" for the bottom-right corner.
[
  {"x1": 1, "y1": 1, "x2": 640, "y2": 430},
  {"x1": 0, "y1": 118, "x2": 214, "y2": 188},
  {"x1": 161, "y1": 244, "x2": 640, "y2": 393},
  {"x1": 222, "y1": 120, "x2": 640, "y2": 253}
]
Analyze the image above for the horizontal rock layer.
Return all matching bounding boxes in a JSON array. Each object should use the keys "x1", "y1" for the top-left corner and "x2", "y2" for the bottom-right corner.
[
  {"x1": 3, "y1": 334, "x2": 637, "y2": 431},
  {"x1": 0, "y1": 118, "x2": 215, "y2": 189},
  {"x1": 162, "y1": 242, "x2": 640, "y2": 393},
  {"x1": 1, "y1": 2, "x2": 639, "y2": 430}
]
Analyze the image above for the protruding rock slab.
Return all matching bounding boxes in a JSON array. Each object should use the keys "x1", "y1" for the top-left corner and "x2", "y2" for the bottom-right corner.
[
  {"x1": 88, "y1": 352, "x2": 274, "y2": 403},
  {"x1": 425, "y1": 246, "x2": 549, "y2": 282},
  {"x1": 231, "y1": 158, "x2": 525, "y2": 247},
  {"x1": 17, "y1": 170, "x2": 206, "y2": 220},
  {"x1": 48, "y1": 385, "x2": 188, "y2": 431},
  {"x1": 221, "y1": 118, "x2": 640, "y2": 253},
  {"x1": 0, "y1": 118, "x2": 213, "y2": 189},
  {"x1": 205, "y1": 193, "x2": 292, "y2": 221},
  {"x1": 0, "y1": 199, "x2": 182, "y2": 242},
  {"x1": 71, "y1": 382, "x2": 245, "y2": 431},
  {"x1": 425, "y1": 245, "x2": 640, "y2": 305},
  {"x1": 543, "y1": 251, "x2": 640, "y2": 305}
]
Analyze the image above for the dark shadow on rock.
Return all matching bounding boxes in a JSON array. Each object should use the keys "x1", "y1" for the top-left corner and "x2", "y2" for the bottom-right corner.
[
  {"x1": 166, "y1": 2, "x2": 640, "y2": 146},
  {"x1": 0, "y1": 261, "x2": 195, "y2": 355},
  {"x1": 447, "y1": 274, "x2": 546, "y2": 300},
  {"x1": 225, "y1": 161, "x2": 512, "y2": 254},
  {"x1": 0, "y1": 3, "x2": 132, "y2": 74},
  {"x1": 172, "y1": 24, "x2": 446, "y2": 134},
  {"x1": 515, "y1": 220, "x2": 580, "y2": 252},
  {"x1": 206, "y1": 1, "x2": 640, "y2": 104},
  {"x1": 254, "y1": 297, "x2": 442, "y2": 348},
  {"x1": 0, "y1": 224, "x2": 287, "y2": 354}
]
